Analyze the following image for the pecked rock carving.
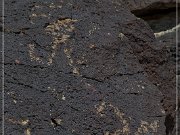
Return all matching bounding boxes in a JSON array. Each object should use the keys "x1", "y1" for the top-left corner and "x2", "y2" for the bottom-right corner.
[{"x1": 3, "y1": 0, "x2": 171, "y2": 134}]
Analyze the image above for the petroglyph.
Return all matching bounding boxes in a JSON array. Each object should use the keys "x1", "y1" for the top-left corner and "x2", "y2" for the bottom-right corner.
[
  {"x1": 51, "y1": 118, "x2": 63, "y2": 127},
  {"x1": 64, "y1": 48, "x2": 80, "y2": 75},
  {"x1": 28, "y1": 7, "x2": 77, "y2": 65},
  {"x1": 45, "y1": 18, "x2": 77, "y2": 65},
  {"x1": 7, "y1": 118, "x2": 29, "y2": 126},
  {"x1": 95, "y1": 102, "x2": 130, "y2": 135},
  {"x1": 25, "y1": 128, "x2": 31, "y2": 135},
  {"x1": 6, "y1": 0, "x2": 167, "y2": 134},
  {"x1": 64, "y1": 48, "x2": 74, "y2": 66},
  {"x1": 96, "y1": 101, "x2": 106, "y2": 117},
  {"x1": 135, "y1": 120, "x2": 159, "y2": 135},
  {"x1": 28, "y1": 43, "x2": 44, "y2": 64},
  {"x1": 96, "y1": 102, "x2": 160, "y2": 135}
]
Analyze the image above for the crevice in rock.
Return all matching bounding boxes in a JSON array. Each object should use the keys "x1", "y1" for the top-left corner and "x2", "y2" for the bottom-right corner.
[
  {"x1": 165, "y1": 114, "x2": 175, "y2": 135},
  {"x1": 125, "y1": 92, "x2": 142, "y2": 95},
  {"x1": 81, "y1": 75, "x2": 103, "y2": 83},
  {"x1": 0, "y1": 26, "x2": 3, "y2": 32},
  {"x1": 134, "y1": 8, "x2": 178, "y2": 33},
  {"x1": 131, "y1": 2, "x2": 177, "y2": 17}
]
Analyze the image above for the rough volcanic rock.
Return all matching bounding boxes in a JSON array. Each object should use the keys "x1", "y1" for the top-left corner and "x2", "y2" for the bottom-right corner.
[
  {"x1": 155, "y1": 25, "x2": 179, "y2": 135},
  {"x1": 143, "y1": 11, "x2": 179, "y2": 134},
  {"x1": 120, "y1": 14, "x2": 178, "y2": 134},
  {"x1": 154, "y1": 25, "x2": 179, "y2": 102},
  {"x1": 123, "y1": 3, "x2": 178, "y2": 134},
  {"x1": 4, "y1": 0, "x2": 166, "y2": 135}
]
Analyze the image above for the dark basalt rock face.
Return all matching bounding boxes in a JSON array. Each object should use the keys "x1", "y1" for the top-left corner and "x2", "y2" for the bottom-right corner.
[
  {"x1": 154, "y1": 25, "x2": 179, "y2": 135},
  {"x1": 126, "y1": 2, "x2": 178, "y2": 134},
  {"x1": 118, "y1": 1, "x2": 178, "y2": 134},
  {"x1": 3, "y1": 0, "x2": 168, "y2": 135},
  {"x1": 125, "y1": 25, "x2": 177, "y2": 135}
]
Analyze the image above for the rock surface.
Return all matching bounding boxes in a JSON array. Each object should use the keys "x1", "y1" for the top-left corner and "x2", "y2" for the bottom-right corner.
[
  {"x1": 124, "y1": 3, "x2": 178, "y2": 134},
  {"x1": 155, "y1": 25, "x2": 179, "y2": 135},
  {"x1": 2, "y1": 0, "x2": 172, "y2": 135}
]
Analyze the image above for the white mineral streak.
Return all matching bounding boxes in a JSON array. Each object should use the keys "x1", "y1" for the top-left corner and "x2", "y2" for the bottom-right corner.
[{"x1": 155, "y1": 24, "x2": 180, "y2": 38}]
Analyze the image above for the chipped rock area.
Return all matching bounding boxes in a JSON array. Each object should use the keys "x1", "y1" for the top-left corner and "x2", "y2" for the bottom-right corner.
[{"x1": 3, "y1": 0, "x2": 178, "y2": 135}]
